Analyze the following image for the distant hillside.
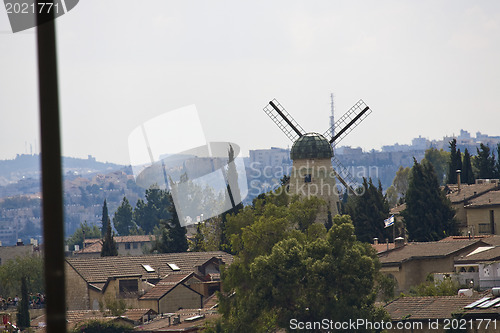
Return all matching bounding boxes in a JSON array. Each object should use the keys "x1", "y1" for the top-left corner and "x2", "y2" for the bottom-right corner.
[
  {"x1": 0, "y1": 154, "x2": 126, "y2": 198},
  {"x1": 0, "y1": 154, "x2": 124, "y2": 185}
]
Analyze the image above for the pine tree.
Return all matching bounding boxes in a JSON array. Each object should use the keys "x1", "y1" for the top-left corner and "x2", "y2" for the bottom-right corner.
[
  {"x1": 16, "y1": 276, "x2": 30, "y2": 329},
  {"x1": 462, "y1": 148, "x2": 475, "y2": 184},
  {"x1": 113, "y1": 197, "x2": 134, "y2": 236},
  {"x1": 101, "y1": 199, "x2": 110, "y2": 237},
  {"x1": 346, "y1": 177, "x2": 390, "y2": 243},
  {"x1": 402, "y1": 159, "x2": 457, "y2": 241},
  {"x1": 101, "y1": 218, "x2": 118, "y2": 256},
  {"x1": 151, "y1": 192, "x2": 188, "y2": 253},
  {"x1": 474, "y1": 143, "x2": 495, "y2": 179}
]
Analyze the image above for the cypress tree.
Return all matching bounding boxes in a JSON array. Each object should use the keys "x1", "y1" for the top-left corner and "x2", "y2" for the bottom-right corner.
[
  {"x1": 446, "y1": 139, "x2": 460, "y2": 184},
  {"x1": 402, "y1": 159, "x2": 457, "y2": 241},
  {"x1": 462, "y1": 148, "x2": 474, "y2": 184},
  {"x1": 101, "y1": 218, "x2": 118, "y2": 256},
  {"x1": 16, "y1": 276, "x2": 30, "y2": 329},
  {"x1": 101, "y1": 199, "x2": 110, "y2": 237}
]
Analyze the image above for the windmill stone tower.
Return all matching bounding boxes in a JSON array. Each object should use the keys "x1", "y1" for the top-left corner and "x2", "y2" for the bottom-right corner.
[
  {"x1": 264, "y1": 98, "x2": 372, "y2": 223},
  {"x1": 288, "y1": 132, "x2": 339, "y2": 217}
]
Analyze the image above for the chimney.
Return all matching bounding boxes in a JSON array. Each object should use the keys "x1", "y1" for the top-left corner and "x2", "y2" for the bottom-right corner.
[
  {"x1": 395, "y1": 237, "x2": 405, "y2": 248},
  {"x1": 457, "y1": 170, "x2": 462, "y2": 192},
  {"x1": 373, "y1": 238, "x2": 379, "y2": 245}
]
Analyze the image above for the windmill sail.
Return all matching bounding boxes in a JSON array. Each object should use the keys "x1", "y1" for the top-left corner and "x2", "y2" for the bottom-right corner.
[
  {"x1": 324, "y1": 99, "x2": 372, "y2": 147},
  {"x1": 331, "y1": 155, "x2": 363, "y2": 195},
  {"x1": 264, "y1": 99, "x2": 305, "y2": 143}
]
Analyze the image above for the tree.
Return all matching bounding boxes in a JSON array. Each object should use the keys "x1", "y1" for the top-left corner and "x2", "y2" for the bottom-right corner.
[
  {"x1": 474, "y1": 143, "x2": 495, "y2": 179},
  {"x1": 346, "y1": 178, "x2": 390, "y2": 243},
  {"x1": 101, "y1": 199, "x2": 110, "y2": 237},
  {"x1": 151, "y1": 192, "x2": 188, "y2": 253},
  {"x1": 422, "y1": 148, "x2": 450, "y2": 185},
  {"x1": 16, "y1": 276, "x2": 30, "y2": 329},
  {"x1": 67, "y1": 221, "x2": 101, "y2": 251},
  {"x1": 113, "y1": 197, "x2": 134, "y2": 236},
  {"x1": 133, "y1": 185, "x2": 170, "y2": 234},
  {"x1": 495, "y1": 143, "x2": 500, "y2": 179},
  {"x1": 101, "y1": 218, "x2": 118, "y2": 257},
  {"x1": 220, "y1": 145, "x2": 244, "y2": 252},
  {"x1": 392, "y1": 166, "x2": 411, "y2": 200},
  {"x1": 216, "y1": 215, "x2": 389, "y2": 332},
  {"x1": 402, "y1": 159, "x2": 457, "y2": 241},
  {"x1": 462, "y1": 148, "x2": 475, "y2": 185},
  {"x1": 0, "y1": 255, "x2": 44, "y2": 297},
  {"x1": 446, "y1": 139, "x2": 461, "y2": 184}
]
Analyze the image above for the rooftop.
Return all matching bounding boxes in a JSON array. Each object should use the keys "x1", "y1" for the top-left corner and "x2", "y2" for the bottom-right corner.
[
  {"x1": 66, "y1": 251, "x2": 233, "y2": 283},
  {"x1": 384, "y1": 296, "x2": 479, "y2": 320},
  {"x1": 445, "y1": 182, "x2": 500, "y2": 204},
  {"x1": 378, "y1": 239, "x2": 484, "y2": 266}
]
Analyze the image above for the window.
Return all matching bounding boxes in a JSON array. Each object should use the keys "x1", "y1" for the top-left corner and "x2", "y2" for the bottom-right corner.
[
  {"x1": 125, "y1": 243, "x2": 131, "y2": 250},
  {"x1": 133, "y1": 242, "x2": 138, "y2": 249},
  {"x1": 119, "y1": 279, "x2": 138, "y2": 294},
  {"x1": 304, "y1": 174, "x2": 312, "y2": 183},
  {"x1": 142, "y1": 264, "x2": 155, "y2": 272},
  {"x1": 168, "y1": 263, "x2": 180, "y2": 271},
  {"x1": 479, "y1": 223, "x2": 491, "y2": 234}
]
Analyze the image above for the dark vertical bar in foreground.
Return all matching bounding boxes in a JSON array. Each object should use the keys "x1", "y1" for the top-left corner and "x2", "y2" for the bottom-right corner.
[{"x1": 36, "y1": 11, "x2": 67, "y2": 333}]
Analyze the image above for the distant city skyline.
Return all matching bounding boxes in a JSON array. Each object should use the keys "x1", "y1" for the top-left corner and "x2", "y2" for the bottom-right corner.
[{"x1": 2, "y1": 1, "x2": 500, "y2": 165}]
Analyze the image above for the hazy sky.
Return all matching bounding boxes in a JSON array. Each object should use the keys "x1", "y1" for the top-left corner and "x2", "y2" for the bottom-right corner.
[{"x1": 1, "y1": 1, "x2": 500, "y2": 165}]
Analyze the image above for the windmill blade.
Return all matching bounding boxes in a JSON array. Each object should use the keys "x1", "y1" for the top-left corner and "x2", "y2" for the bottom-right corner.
[
  {"x1": 331, "y1": 155, "x2": 364, "y2": 195},
  {"x1": 324, "y1": 99, "x2": 372, "y2": 147},
  {"x1": 264, "y1": 99, "x2": 305, "y2": 143}
]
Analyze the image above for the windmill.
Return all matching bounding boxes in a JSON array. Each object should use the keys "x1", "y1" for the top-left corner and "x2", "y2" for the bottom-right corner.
[{"x1": 263, "y1": 98, "x2": 372, "y2": 218}]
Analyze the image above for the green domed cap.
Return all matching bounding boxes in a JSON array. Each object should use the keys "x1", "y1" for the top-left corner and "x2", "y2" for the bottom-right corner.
[{"x1": 290, "y1": 133, "x2": 333, "y2": 160}]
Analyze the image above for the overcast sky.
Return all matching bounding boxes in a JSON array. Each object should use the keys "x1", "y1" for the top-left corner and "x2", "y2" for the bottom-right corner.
[{"x1": 1, "y1": 0, "x2": 500, "y2": 165}]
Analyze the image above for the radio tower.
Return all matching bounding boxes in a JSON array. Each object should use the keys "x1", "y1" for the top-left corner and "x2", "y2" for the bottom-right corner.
[{"x1": 330, "y1": 93, "x2": 335, "y2": 153}]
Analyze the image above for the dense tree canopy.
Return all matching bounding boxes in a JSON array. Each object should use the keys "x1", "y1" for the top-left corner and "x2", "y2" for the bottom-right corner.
[
  {"x1": 204, "y1": 190, "x2": 390, "y2": 332},
  {"x1": 462, "y1": 148, "x2": 475, "y2": 185},
  {"x1": 474, "y1": 143, "x2": 496, "y2": 179},
  {"x1": 402, "y1": 159, "x2": 457, "y2": 241},
  {"x1": 346, "y1": 178, "x2": 390, "y2": 243},
  {"x1": 133, "y1": 185, "x2": 170, "y2": 234},
  {"x1": 150, "y1": 192, "x2": 188, "y2": 253},
  {"x1": 113, "y1": 196, "x2": 134, "y2": 236},
  {"x1": 0, "y1": 255, "x2": 44, "y2": 297},
  {"x1": 422, "y1": 148, "x2": 450, "y2": 185}
]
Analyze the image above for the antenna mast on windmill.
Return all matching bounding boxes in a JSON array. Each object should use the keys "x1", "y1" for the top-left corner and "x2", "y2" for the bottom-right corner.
[
  {"x1": 263, "y1": 97, "x2": 372, "y2": 221},
  {"x1": 330, "y1": 93, "x2": 335, "y2": 153}
]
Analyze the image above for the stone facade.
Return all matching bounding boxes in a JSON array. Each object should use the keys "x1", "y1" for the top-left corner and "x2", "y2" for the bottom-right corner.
[{"x1": 288, "y1": 158, "x2": 340, "y2": 221}]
